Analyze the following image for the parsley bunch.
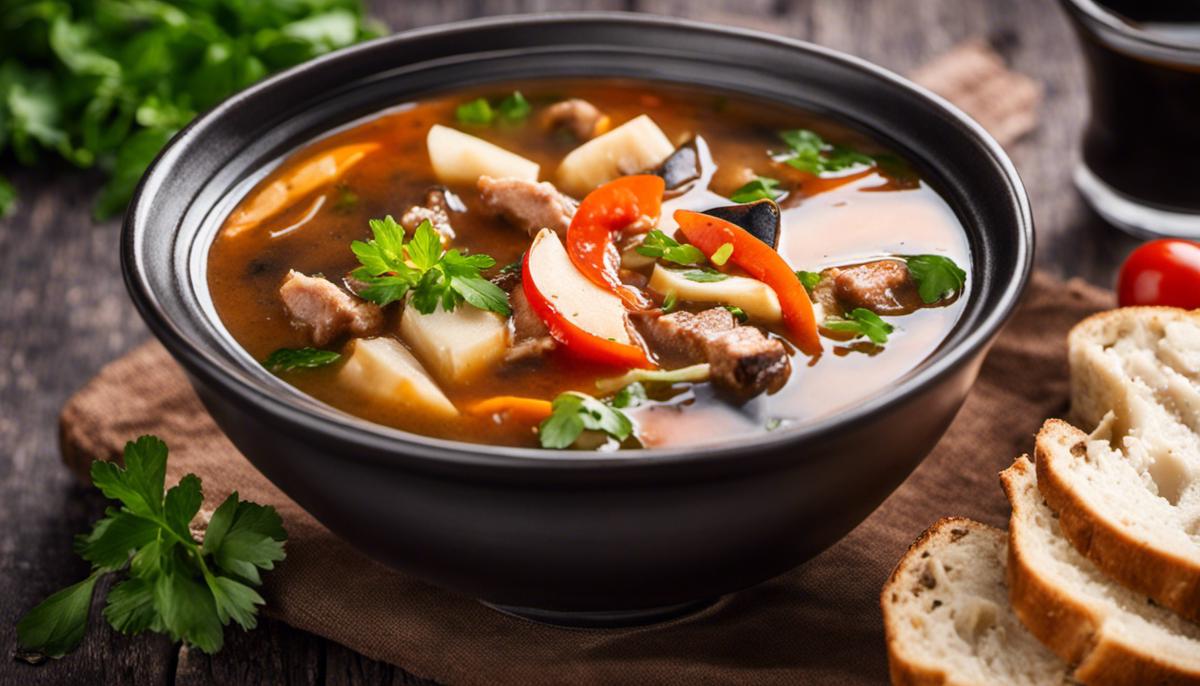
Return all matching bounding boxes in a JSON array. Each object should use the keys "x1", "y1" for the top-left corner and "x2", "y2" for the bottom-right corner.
[
  {"x1": 0, "y1": 0, "x2": 382, "y2": 219},
  {"x1": 16, "y1": 436, "x2": 286, "y2": 658},
  {"x1": 776, "y1": 129, "x2": 874, "y2": 176},
  {"x1": 351, "y1": 216, "x2": 511, "y2": 316}
]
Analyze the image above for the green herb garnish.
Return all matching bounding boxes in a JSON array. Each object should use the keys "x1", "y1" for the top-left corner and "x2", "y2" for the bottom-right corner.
[
  {"x1": 455, "y1": 98, "x2": 494, "y2": 125},
  {"x1": 0, "y1": 177, "x2": 16, "y2": 218},
  {"x1": 776, "y1": 129, "x2": 873, "y2": 176},
  {"x1": 710, "y1": 242, "x2": 734, "y2": 266},
  {"x1": 538, "y1": 392, "x2": 634, "y2": 449},
  {"x1": 823, "y1": 308, "x2": 894, "y2": 345},
  {"x1": 905, "y1": 255, "x2": 967, "y2": 304},
  {"x1": 499, "y1": 255, "x2": 524, "y2": 274},
  {"x1": 611, "y1": 382, "x2": 648, "y2": 409},
  {"x1": 595, "y1": 363, "x2": 712, "y2": 395},
  {"x1": 636, "y1": 230, "x2": 706, "y2": 266},
  {"x1": 264, "y1": 348, "x2": 341, "y2": 372},
  {"x1": 0, "y1": 2, "x2": 381, "y2": 219},
  {"x1": 16, "y1": 436, "x2": 286, "y2": 658},
  {"x1": 350, "y1": 216, "x2": 510, "y2": 316},
  {"x1": 723, "y1": 305, "x2": 749, "y2": 322},
  {"x1": 796, "y1": 270, "x2": 823, "y2": 292},
  {"x1": 497, "y1": 91, "x2": 532, "y2": 121},
  {"x1": 682, "y1": 268, "x2": 730, "y2": 283},
  {"x1": 729, "y1": 176, "x2": 782, "y2": 203},
  {"x1": 662, "y1": 291, "x2": 678, "y2": 313}
]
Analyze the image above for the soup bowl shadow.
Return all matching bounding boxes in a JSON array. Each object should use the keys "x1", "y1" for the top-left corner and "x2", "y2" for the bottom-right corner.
[{"x1": 123, "y1": 14, "x2": 1032, "y2": 627}]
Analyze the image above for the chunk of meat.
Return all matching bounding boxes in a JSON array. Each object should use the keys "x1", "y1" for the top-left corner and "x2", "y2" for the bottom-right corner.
[
  {"x1": 542, "y1": 98, "x2": 605, "y2": 140},
  {"x1": 478, "y1": 176, "x2": 576, "y2": 238},
  {"x1": 280, "y1": 270, "x2": 382, "y2": 346},
  {"x1": 831, "y1": 260, "x2": 922, "y2": 315},
  {"x1": 505, "y1": 281, "x2": 557, "y2": 363},
  {"x1": 634, "y1": 308, "x2": 790, "y2": 398},
  {"x1": 401, "y1": 187, "x2": 461, "y2": 240}
]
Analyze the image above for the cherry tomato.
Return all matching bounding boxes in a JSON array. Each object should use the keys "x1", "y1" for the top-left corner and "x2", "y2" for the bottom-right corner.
[{"x1": 1116, "y1": 239, "x2": 1200, "y2": 309}]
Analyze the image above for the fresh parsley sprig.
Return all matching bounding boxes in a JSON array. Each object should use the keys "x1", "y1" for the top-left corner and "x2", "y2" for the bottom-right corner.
[
  {"x1": 635, "y1": 230, "x2": 707, "y2": 266},
  {"x1": 905, "y1": 254, "x2": 967, "y2": 304},
  {"x1": 538, "y1": 392, "x2": 634, "y2": 449},
  {"x1": 824, "y1": 308, "x2": 895, "y2": 345},
  {"x1": 776, "y1": 129, "x2": 874, "y2": 176},
  {"x1": 795, "y1": 270, "x2": 823, "y2": 292},
  {"x1": 729, "y1": 176, "x2": 782, "y2": 203},
  {"x1": 455, "y1": 91, "x2": 531, "y2": 126},
  {"x1": 16, "y1": 436, "x2": 287, "y2": 658},
  {"x1": 264, "y1": 347, "x2": 341, "y2": 372},
  {"x1": 351, "y1": 216, "x2": 511, "y2": 316}
]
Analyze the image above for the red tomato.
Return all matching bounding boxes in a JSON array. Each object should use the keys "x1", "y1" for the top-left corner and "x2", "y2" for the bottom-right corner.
[{"x1": 1116, "y1": 239, "x2": 1200, "y2": 309}]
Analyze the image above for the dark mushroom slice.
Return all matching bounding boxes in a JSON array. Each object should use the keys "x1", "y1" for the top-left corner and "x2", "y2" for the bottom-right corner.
[
  {"x1": 702, "y1": 199, "x2": 781, "y2": 249},
  {"x1": 654, "y1": 138, "x2": 701, "y2": 190}
]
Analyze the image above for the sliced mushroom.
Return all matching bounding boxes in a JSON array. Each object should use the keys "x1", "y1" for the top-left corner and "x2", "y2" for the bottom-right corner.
[{"x1": 702, "y1": 199, "x2": 782, "y2": 249}]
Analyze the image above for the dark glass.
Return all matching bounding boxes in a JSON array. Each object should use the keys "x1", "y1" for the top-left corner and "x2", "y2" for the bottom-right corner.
[{"x1": 1060, "y1": 0, "x2": 1200, "y2": 237}]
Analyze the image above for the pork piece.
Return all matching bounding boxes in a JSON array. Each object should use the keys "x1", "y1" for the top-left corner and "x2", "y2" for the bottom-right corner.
[
  {"x1": 505, "y1": 282, "x2": 557, "y2": 363},
  {"x1": 542, "y1": 98, "x2": 605, "y2": 140},
  {"x1": 635, "y1": 308, "x2": 790, "y2": 398},
  {"x1": 401, "y1": 187, "x2": 461, "y2": 240},
  {"x1": 478, "y1": 176, "x2": 576, "y2": 238},
  {"x1": 831, "y1": 260, "x2": 923, "y2": 315},
  {"x1": 279, "y1": 270, "x2": 382, "y2": 346}
]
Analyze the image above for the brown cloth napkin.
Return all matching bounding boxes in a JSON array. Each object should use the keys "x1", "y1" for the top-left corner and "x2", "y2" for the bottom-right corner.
[{"x1": 59, "y1": 274, "x2": 1113, "y2": 685}]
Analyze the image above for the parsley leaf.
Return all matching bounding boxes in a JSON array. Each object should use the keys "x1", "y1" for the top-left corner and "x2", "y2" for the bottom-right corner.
[
  {"x1": 264, "y1": 348, "x2": 341, "y2": 372},
  {"x1": 776, "y1": 129, "x2": 873, "y2": 175},
  {"x1": 15, "y1": 435, "x2": 288, "y2": 659},
  {"x1": 611, "y1": 382, "x2": 648, "y2": 409},
  {"x1": 636, "y1": 230, "x2": 706, "y2": 266},
  {"x1": 682, "y1": 268, "x2": 730, "y2": 283},
  {"x1": 729, "y1": 176, "x2": 782, "y2": 203},
  {"x1": 538, "y1": 392, "x2": 634, "y2": 449},
  {"x1": 905, "y1": 254, "x2": 967, "y2": 304},
  {"x1": 455, "y1": 98, "x2": 493, "y2": 125},
  {"x1": 661, "y1": 291, "x2": 678, "y2": 313},
  {"x1": 724, "y1": 305, "x2": 749, "y2": 322},
  {"x1": 824, "y1": 308, "x2": 895, "y2": 345},
  {"x1": 796, "y1": 270, "x2": 823, "y2": 292},
  {"x1": 497, "y1": 91, "x2": 532, "y2": 121}
]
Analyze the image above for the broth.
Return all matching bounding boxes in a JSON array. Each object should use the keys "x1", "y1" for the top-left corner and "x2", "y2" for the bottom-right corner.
[{"x1": 208, "y1": 79, "x2": 969, "y2": 450}]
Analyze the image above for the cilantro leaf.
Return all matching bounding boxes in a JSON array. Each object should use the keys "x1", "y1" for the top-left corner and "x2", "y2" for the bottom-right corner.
[
  {"x1": 611, "y1": 382, "x2": 648, "y2": 409},
  {"x1": 203, "y1": 494, "x2": 286, "y2": 586},
  {"x1": 76, "y1": 509, "x2": 158, "y2": 572},
  {"x1": 906, "y1": 254, "x2": 967, "y2": 304},
  {"x1": 406, "y1": 220, "x2": 442, "y2": 271},
  {"x1": 497, "y1": 91, "x2": 531, "y2": 121},
  {"x1": 824, "y1": 308, "x2": 895, "y2": 345},
  {"x1": 155, "y1": 564, "x2": 224, "y2": 654},
  {"x1": 796, "y1": 270, "x2": 822, "y2": 292},
  {"x1": 776, "y1": 129, "x2": 873, "y2": 175},
  {"x1": 264, "y1": 347, "x2": 342, "y2": 372},
  {"x1": 90, "y1": 435, "x2": 167, "y2": 519},
  {"x1": 103, "y1": 577, "x2": 158, "y2": 636},
  {"x1": 682, "y1": 268, "x2": 729, "y2": 283},
  {"x1": 16, "y1": 573, "x2": 100, "y2": 659},
  {"x1": 538, "y1": 392, "x2": 634, "y2": 449},
  {"x1": 455, "y1": 98, "x2": 493, "y2": 125},
  {"x1": 163, "y1": 474, "x2": 203, "y2": 542},
  {"x1": 636, "y1": 230, "x2": 706, "y2": 266},
  {"x1": 729, "y1": 176, "x2": 781, "y2": 203},
  {"x1": 207, "y1": 576, "x2": 265, "y2": 631}
]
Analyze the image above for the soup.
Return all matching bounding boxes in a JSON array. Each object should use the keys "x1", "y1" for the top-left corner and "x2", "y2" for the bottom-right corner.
[{"x1": 208, "y1": 79, "x2": 969, "y2": 451}]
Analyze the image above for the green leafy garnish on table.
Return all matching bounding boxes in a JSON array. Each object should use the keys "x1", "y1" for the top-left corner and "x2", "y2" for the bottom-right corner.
[
  {"x1": 906, "y1": 254, "x2": 967, "y2": 304},
  {"x1": 729, "y1": 176, "x2": 782, "y2": 203},
  {"x1": 824, "y1": 307, "x2": 894, "y2": 345},
  {"x1": 351, "y1": 216, "x2": 511, "y2": 316},
  {"x1": 16, "y1": 436, "x2": 287, "y2": 658},
  {"x1": 264, "y1": 347, "x2": 341, "y2": 372},
  {"x1": 776, "y1": 129, "x2": 874, "y2": 175},
  {"x1": 0, "y1": 0, "x2": 383, "y2": 221},
  {"x1": 538, "y1": 392, "x2": 634, "y2": 449},
  {"x1": 636, "y1": 229, "x2": 706, "y2": 266}
]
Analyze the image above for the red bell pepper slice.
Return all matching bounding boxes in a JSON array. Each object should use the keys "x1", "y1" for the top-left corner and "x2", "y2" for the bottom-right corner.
[
  {"x1": 566, "y1": 175, "x2": 664, "y2": 309},
  {"x1": 674, "y1": 209, "x2": 822, "y2": 355}
]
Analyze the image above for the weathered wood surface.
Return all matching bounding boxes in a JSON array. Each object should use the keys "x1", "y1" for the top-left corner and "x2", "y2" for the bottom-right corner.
[{"x1": 0, "y1": 1, "x2": 1135, "y2": 683}]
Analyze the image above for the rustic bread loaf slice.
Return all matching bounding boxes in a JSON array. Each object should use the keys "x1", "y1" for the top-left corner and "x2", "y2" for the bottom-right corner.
[
  {"x1": 881, "y1": 518, "x2": 1072, "y2": 686},
  {"x1": 1054, "y1": 307, "x2": 1200, "y2": 621},
  {"x1": 1002, "y1": 456, "x2": 1200, "y2": 685}
]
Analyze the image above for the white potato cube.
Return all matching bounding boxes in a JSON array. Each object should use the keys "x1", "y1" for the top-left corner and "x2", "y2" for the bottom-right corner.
[
  {"x1": 648, "y1": 265, "x2": 782, "y2": 323},
  {"x1": 338, "y1": 337, "x2": 458, "y2": 418},
  {"x1": 556, "y1": 115, "x2": 675, "y2": 196},
  {"x1": 400, "y1": 303, "x2": 508, "y2": 383},
  {"x1": 426, "y1": 125, "x2": 539, "y2": 185}
]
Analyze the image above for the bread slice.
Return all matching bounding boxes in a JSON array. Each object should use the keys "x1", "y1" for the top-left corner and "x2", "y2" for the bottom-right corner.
[
  {"x1": 1002, "y1": 456, "x2": 1200, "y2": 685},
  {"x1": 881, "y1": 518, "x2": 1072, "y2": 686},
  {"x1": 1053, "y1": 307, "x2": 1200, "y2": 620}
]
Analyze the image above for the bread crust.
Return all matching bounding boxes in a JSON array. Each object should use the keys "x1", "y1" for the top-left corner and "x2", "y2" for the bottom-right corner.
[
  {"x1": 1034, "y1": 419, "x2": 1200, "y2": 622},
  {"x1": 881, "y1": 518, "x2": 997, "y2": 686},
  {"x1": 1002, "y1": 457, "x2": 1200, "y2": 686}
]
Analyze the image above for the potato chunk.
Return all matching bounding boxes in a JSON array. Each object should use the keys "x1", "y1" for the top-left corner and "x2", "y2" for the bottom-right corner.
[
  {"x1": 338, "y1": 338, "x2": 458, "y2": 417},
  {"x1": 648, "y1": 265, "x2": 782, "y2": 323},
  {"x1": 555, "y1": 115, "x2": 675, "y2": 196},
  {"x1": 426, "y1": 125, "x2": 539, "y2": 185},
  {"x1": 400, "y1": 303, "x2": 509, "y2": 383}
]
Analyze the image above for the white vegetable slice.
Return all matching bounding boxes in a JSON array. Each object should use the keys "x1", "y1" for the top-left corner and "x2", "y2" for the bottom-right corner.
[
  {"x1": 400, "y1": 303, "x2": 508, "y2": 383},
  {"x1": 338, "y1": 337, "x2": 458, "y2": 417},
  {"x1": 555, "y1": 115, "x2": 675, "y2": 196},
  {"x1": 648, "y1": 265, "x2": 782, "y2": 323},
  {"x1": 426, "y1": 125, "x2": 539, "y2": 185},
  {"x1": 525, "y1": 228, "x2": 632, "y2": 345}
]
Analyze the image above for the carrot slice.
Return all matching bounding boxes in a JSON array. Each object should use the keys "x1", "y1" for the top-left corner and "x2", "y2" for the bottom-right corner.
[{"x1": 467, "y1": 396, "x2": 553, "y2": 423}]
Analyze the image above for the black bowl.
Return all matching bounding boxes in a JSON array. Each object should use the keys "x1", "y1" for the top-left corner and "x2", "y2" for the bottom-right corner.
[{"x1": 123, "y1": 13, "x2": 1032, "y2": 625}]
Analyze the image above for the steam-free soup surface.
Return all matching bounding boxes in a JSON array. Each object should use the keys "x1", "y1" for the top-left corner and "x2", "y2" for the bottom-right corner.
[{"x1": 208, "y1": 79, "x2": 969, "y2": 450}]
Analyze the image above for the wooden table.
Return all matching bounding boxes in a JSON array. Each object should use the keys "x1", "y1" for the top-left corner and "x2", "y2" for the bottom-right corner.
[{"x1": 0, "y1": 1, "x2": 1139, "y2": 683}]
